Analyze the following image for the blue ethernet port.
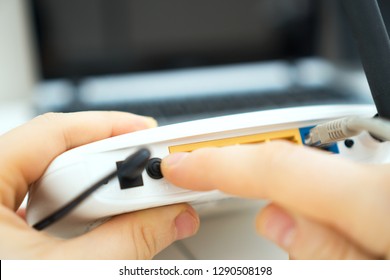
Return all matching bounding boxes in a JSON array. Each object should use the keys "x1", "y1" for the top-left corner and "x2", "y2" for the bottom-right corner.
[{"x1": 299, "y1": 126, "x2": 340, "y2": 154}]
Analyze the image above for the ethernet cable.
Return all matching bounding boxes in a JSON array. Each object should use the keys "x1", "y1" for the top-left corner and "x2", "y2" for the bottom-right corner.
[{"x1": 305, "y1": 116, "x2": 390, "y2": 147}]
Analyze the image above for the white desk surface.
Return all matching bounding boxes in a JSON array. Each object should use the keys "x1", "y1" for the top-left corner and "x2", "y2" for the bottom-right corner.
[{"x1": 0, "y1": 99, "x2": 287, "y2": 260}]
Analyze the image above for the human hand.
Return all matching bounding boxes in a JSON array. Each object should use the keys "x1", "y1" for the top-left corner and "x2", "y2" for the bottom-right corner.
[
  {"x1": 0, "y1": 112, "x2": 199, "y2": 259},
  {"x1": 162, "y1": 141, "x2": 390, "y2": 259}
]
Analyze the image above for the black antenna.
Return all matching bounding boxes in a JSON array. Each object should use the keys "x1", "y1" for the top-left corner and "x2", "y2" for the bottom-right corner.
[{"x1": 341, "y1": 0, "x2": 390, "y2": 119}]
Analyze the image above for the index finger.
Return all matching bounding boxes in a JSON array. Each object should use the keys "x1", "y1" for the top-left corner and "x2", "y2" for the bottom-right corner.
[
  {"x1": 0, "y1": 111, "x2": 156, "y2": 210},
  {"x1": 162, "y1": 141, "x2": 390, "y2": 256},
  {"x1": 162, "y1": 141, "x2": 371, "y2": 199}
]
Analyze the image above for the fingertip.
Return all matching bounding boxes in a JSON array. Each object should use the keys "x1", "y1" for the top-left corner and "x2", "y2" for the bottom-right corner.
[
  {"x1": 162, "y1": 152, "x2": 188, "y2": 171},
  {"x1": 175, "y1": 205, "x2": 200, "y2": 240},
  {"x1": 161, "y1": 152, "x2": 189, "y2": 182},
  {"x1": 139, "y1": 116, "x2": 158, "y2": 129},
  {"x1": 256, "y1": 204, "x2": 296, "y2": 250},
  {"x1": 256, "y1": 204, "x2": 375, "y2": 259},
  {"x1": 66, "y1": 204, "x2": 199, "y2": 259},
  {"x1": 110, "y1": 113, "x2": 158, "y2": 135}
]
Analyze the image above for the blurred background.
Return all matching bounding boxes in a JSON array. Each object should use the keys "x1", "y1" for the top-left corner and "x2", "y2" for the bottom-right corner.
[{"x1": 0, "y1": 0, "x2": 388, "y2": 259}]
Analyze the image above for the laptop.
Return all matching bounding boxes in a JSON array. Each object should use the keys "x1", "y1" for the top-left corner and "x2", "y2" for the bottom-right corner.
[{"x1": 29, "y1": 0, "x2": 375, "y2": 125}]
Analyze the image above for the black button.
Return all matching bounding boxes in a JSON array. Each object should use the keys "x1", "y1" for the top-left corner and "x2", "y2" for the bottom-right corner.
[{"x1": 146, "y1": 158, "x2": 163, "y2": 179}]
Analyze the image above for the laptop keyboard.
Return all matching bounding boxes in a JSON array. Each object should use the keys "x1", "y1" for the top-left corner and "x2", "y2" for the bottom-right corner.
[{"x1": 53, "y1": 86, "x2": 365, "y2": 125}]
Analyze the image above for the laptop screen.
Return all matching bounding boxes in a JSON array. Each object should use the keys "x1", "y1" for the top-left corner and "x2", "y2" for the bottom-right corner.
[{"x1": 30, "y1": 0, "x2": 318, "y2": 81}]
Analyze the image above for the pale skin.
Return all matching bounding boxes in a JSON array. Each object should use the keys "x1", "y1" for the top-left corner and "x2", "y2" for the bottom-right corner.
[
  {"x1": 2, "y1": 112, "x2": 389, "y2": 260},
  {"x1": 161, "y1": 142, "x2": 390, "y2": 259},
  {"x1": 0, "y1": 111, "x2": 199, "y2": 259}
]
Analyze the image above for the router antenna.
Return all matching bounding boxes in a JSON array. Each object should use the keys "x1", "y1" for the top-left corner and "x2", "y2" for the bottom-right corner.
[{"x1": 341, "y1": 0, "x2": 390, "y2": 119}]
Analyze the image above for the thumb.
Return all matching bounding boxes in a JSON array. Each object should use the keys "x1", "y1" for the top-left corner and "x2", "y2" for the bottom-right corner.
[
  {"x1": 257, "y1": 204, "x2": 376, "y2": 259},
  {"x1": 59, "y1": 204, "x2": 199, "y2": 259}
]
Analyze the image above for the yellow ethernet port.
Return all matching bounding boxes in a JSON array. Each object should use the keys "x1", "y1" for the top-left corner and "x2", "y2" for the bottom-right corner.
[{"x1": 169, "y1": 128, "x2": 303, "y2": 153}]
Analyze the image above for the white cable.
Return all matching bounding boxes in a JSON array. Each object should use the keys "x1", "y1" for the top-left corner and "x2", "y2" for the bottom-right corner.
[{"x1": 305, "y1": 116, "x2": 390, "y2": 146}]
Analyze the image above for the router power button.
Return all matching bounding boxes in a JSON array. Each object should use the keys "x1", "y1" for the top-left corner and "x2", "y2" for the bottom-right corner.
[{"x1": 146, "y1": 158, "x2": 163, "y2": 179}]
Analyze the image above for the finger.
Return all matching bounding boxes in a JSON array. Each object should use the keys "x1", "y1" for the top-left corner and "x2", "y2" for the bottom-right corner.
[
  {"x1": 256, "y1": 204, "x2": 376, "y2": 259},
  {"x1": 55, "y1": 204, "x2": 199, "y2": 259},
  {"x1": 162, "y1": 142, "x2": 390, "y2": 256},
  {"x1": 0, "y1": 205, "x2": 59, "y2": 259},
  {"x1": 0, "y1": 111, "x2": 157, "y2": 210}
]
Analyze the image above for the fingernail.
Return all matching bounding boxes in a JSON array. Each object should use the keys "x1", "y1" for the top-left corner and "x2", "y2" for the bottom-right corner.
[
  {"x1": 133, "y1": 117, "x2": 158, "y2": 130},
  {"x1": 144, "y1": 117, "x2": 158, "y2": 128},
  {"x1": 163, "y1": 153, "x2": 188, "y2": 167},
  {"x1": 175, "y1": 208, "x2": 199, "y2": 240},
  {"x1": 139, "y1": 117, "x2": 157, "y2": 128},
  {"x1": 262, "y1": 208, "x2": 296, "y2": 249}
]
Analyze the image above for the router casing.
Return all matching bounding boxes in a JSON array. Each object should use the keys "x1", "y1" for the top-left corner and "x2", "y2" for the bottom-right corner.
[{"x1": 26, "y1": 105, "x2": 388, "y2": 238}]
